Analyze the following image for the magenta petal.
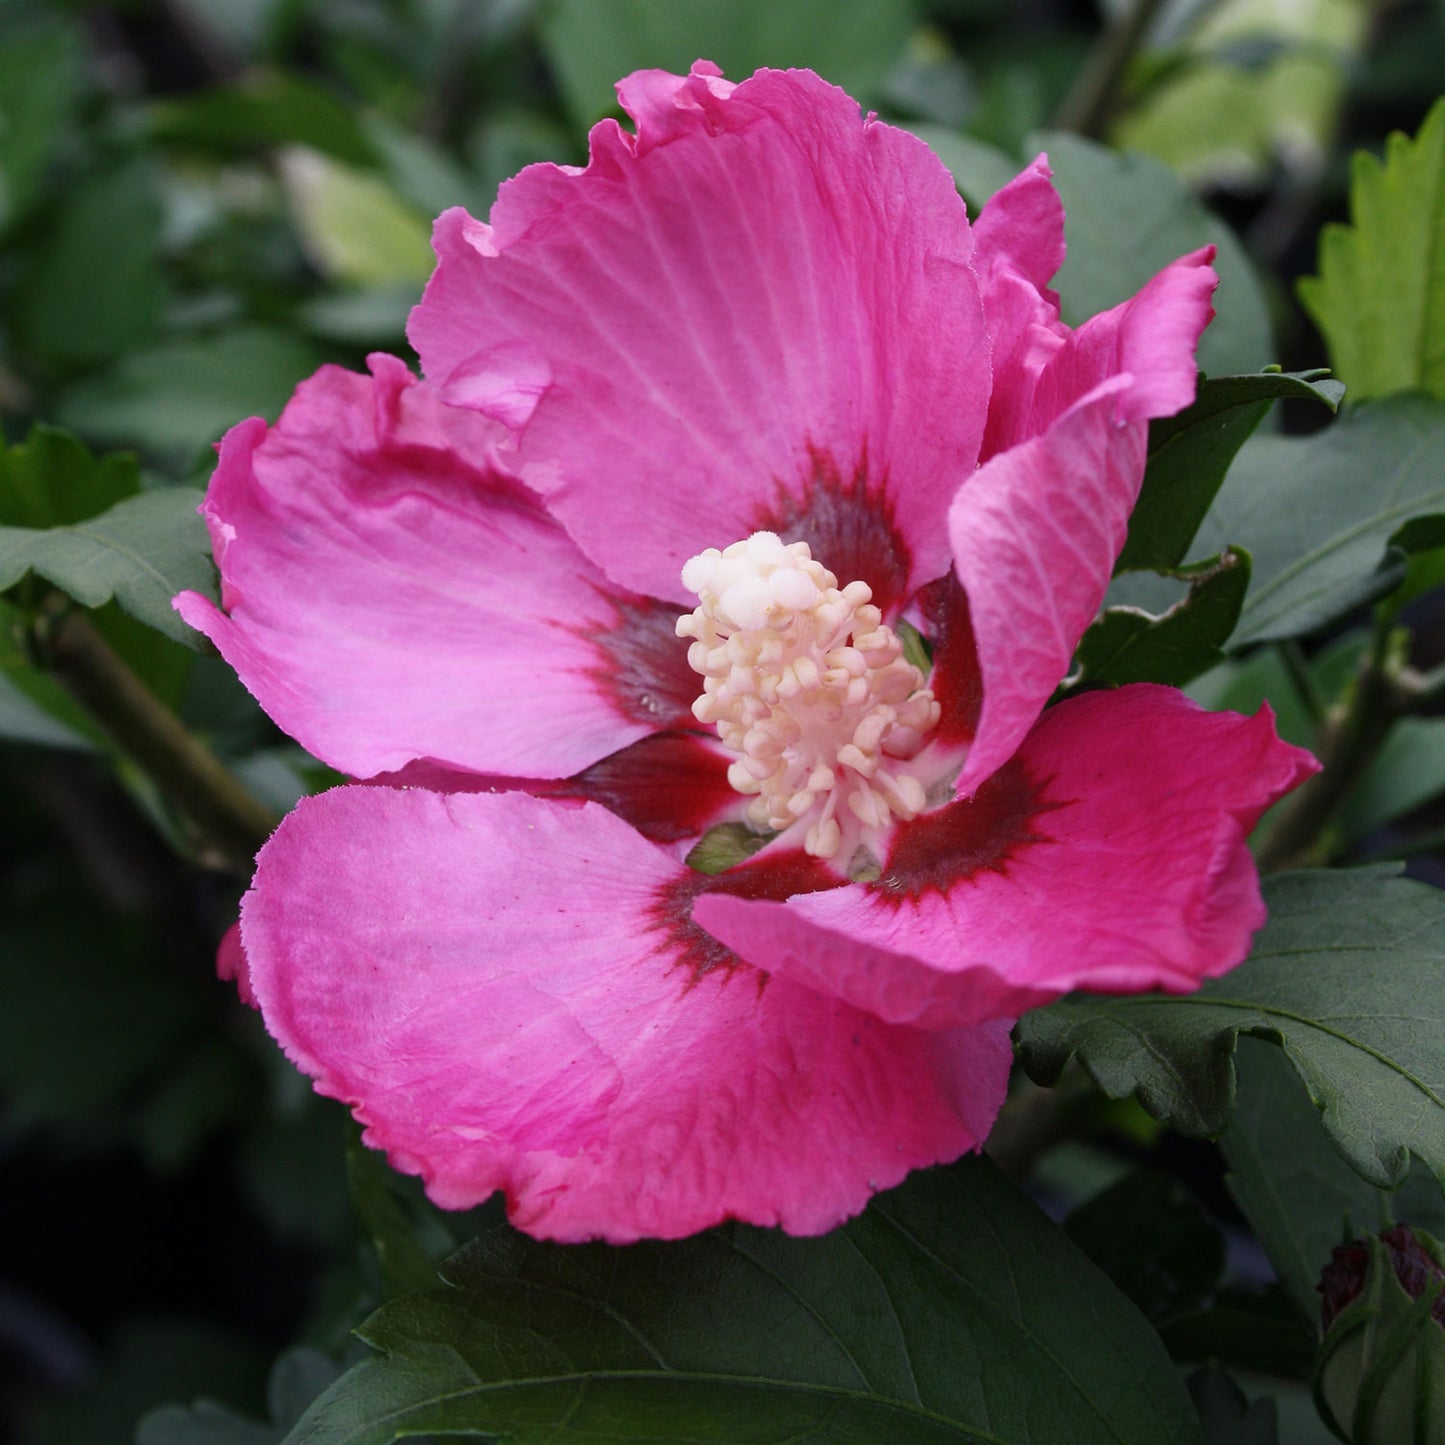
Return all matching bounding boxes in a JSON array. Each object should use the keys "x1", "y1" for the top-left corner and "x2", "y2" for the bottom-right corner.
[
  {"x1": 241, "y1": 786, "x2": 1012, "y2": 1241},
  {"x1": 1030, "y1": 246, "x2": 1218, "y2": 434},
  {"x1": 174, "y1": 356, "x2": 675, "y2": 780},
  {"x1": 950, "y1": 376, "x2": 1144, "y2": 793},
  {"x1": 409, "y1": 67, "x2": 990, "y2": 603},
  {"x1": 949, "y1": 238, "x2": 1218, "y2": 794},
  {"x1": 970, "y1": 156, "x2": 1068, "y2": 464},
  {"x1": 695, "y1": 687, "x2": 1318, "y2": 1029},
  {"x1": 215, "y1": 920, "x2": 255, "y2": 1009}
]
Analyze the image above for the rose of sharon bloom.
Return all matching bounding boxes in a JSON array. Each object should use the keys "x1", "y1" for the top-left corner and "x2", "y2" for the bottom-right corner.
[{"x1": 177, "y1": 63, "x2": 1317, "y2": 1242}]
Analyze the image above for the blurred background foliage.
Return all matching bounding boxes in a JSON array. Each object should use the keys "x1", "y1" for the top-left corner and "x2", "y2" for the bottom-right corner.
[{"x1": 1, "y1": 0, "x2": 1442, "y2": 1439}]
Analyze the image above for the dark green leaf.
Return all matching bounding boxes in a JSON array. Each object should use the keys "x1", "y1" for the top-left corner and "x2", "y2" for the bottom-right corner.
[
  {"x1": 539, "y1": 0, "x2": 917, "y2": 128},
  {"x1": 0, "y1": 423, "x2": 139, "y2": 530},
  {"x1": 1221, "y1": 1041, "x2": 1445, "y2": 1323},
  {"x1": 1187, "y1": 1364, "x2": 1279, "y2": 1445},
  {"x1": 28, "y1": 1320, "x2": 266, "y2": 1445},
  {"x1": 1298, "y1": 98, "x2": 1445, "y2": 403},
  {"x1": 55, "y1": 325, "x2": 326, "y2": 461},
  {"x1": 1065, "y1": 1169, "x2": 1225, "y2": 1324},
  {"x1": 0, "y1": 15, "x2": 85, "y2": 236},
  {"x1": 1120, "y1": 370, "x2": 1345, "y2": 573},
  {"x1": 296, "y1": 285, "x2": 414, "y2": 346},
  {"x1": 0, "y1": 668, "x2": 92, "y2": 749},
  {"x1": 1162, "y1": 1288, "x2": 1314, "y2": 1378},
  {"x1": 346, "y1": 1128, "x2": 445, "y2": 1300},
  {"x1": 239, "y1": 1097, "x2": 352, "y2": 1248},
  {"x1": 1026, "y1": 131, "x2": 1273, "y2": 380},
  {"x1": 0, "y1": 905, "x2": 204, "y2": 1122},
  {"x1": 1016, "y1": 868, "x2": 1445, "y2": 1192},
  {"x1": 1341, "y1": 718, "x2": 1445, "y2": 842},
  {"x1": 137, "y1": 1404, "x2": 276, "y2": 1445},
  {"x1": 0, "y1": 488, "x2": 216, "y2": 647},
  {"x1": 11, "y1": 156, "x2": 167, "y2": 371},
  {"x1": 1076, "y1": 548, "x2": 1250, "y2": 687},
  {"x1": 147, "y1": 72, "x2": 380, "y2": 167},
  {"x1": 138, "y1": 1348, "x2": 345, "y2": 1445},
  {"x1": 1186, "y1": 648, "x2": 1317, "y2": 750},
  {"x1": 1195, "y1": 395, "x2": 1445, "y2": 644},
  {"x1": 288, "y1": 1157, "x2": 1200, "y2": 1444}
]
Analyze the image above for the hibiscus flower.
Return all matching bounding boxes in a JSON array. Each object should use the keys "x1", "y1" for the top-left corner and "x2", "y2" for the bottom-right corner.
[{"x1": 177, "y1": 63, "x2": 1316, "y2": 1242}]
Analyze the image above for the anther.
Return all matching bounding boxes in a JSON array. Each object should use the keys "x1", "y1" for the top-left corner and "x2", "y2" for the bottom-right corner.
[{"x1": 677, "y1": 532, "x2": 940, "y2": 860}]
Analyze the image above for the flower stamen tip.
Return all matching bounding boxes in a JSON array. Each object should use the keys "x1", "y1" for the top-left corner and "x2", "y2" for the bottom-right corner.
[{"x1": 680, "y1": 533, "x2": 939, "y2": 860}]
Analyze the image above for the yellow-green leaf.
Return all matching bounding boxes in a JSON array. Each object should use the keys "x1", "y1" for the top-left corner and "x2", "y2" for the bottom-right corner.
[{"x1": 1299, "y1": 99, "x2": 1445, "y2": 402}]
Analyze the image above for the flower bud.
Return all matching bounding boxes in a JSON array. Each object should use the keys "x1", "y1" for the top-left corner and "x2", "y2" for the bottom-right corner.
[{"x1": 1314, "y1": 1224, "x2": 1445, "y2": 1443}]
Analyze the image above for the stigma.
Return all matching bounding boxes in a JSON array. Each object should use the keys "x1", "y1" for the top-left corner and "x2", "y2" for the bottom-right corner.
[{"x1": 677, "y1": 532, "x2": 940, "y2": 859}]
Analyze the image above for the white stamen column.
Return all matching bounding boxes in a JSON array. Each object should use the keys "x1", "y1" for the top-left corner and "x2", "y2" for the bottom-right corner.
[{"x1": 677, "y1": 532, "x2": 940, "y2": 859}]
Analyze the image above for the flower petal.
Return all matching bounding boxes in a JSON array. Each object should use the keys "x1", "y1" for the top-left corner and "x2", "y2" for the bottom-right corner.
[
  {"x1": 949, "y1": 249, "x2": 1218, "y2": 793},
  {"x1": 969, "y1": 155, "x2": 1068, "y2": 465},
  {"x1": 240, "y1": 785, "x2": 1012, "y2": 1241},
  {"x1": 409, "y1": 64, "x2": 990, "y2": 607},
  {"x1": 174, "y1": 355, "x2": 696, "y2": 780},
  {"x1": 693, "y1": 686, "x2": 1318, "y2": 1029},
  {"x1": 949, "y1": 376, "x2": 1143, "y2": 793}
]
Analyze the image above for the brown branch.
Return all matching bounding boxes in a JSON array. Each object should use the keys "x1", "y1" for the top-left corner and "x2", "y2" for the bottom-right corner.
[{"x1": 41, "y1": 602, "x2": 278, "y2": 875}]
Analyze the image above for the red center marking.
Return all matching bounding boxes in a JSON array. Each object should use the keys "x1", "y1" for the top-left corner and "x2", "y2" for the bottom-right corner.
[
  {"x1": 586, "y1": 593, "x2": 702, "y2": 731},
  {"x1": 754, "y1": 445, "x2": 911, "y2": 617},
  {"x1": 553, "y1": 731, "x2": 737, "y2": 843},
  {"x1": 874, "y1": 759, "x2": 1069, "y2": 900},
  {"x1": 650, "y1": 850, "x2": 842, "y2": 988}
]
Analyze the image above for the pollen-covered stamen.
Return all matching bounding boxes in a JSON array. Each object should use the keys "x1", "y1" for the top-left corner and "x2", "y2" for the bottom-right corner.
[{"x1": 676, "y1": 532, "x2": 940, "y2": 859}]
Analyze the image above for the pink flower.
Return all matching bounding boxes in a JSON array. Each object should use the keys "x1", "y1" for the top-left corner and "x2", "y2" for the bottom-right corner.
[{"x1": 177, "y1": 63, "x2": 1316, "y2": 1242}]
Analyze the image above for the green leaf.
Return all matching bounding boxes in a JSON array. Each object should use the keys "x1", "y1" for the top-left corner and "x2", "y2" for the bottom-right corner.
[
  {"x1": 0, "y1": 669, "x2": 90, "y2": 749},
  {"x1": 1016, "y1": 868, "x2": 1445, "y2": 1192},
  {"x1": 147, "y1": 71, "x2": 380, "y2": 167},
  {"x1": 1195, "y1": 394, "x2": 1445, "y2": 644},
  {"x1": 1076, "y1": 548, "x2": 1250, "y2": 688},
  {"x1": 11, "y1": 156, "x2": 167, "y2": 372},
  {"x1": 1120, "y1": 370, "x2": 1345, "y2": 573},
  {"x1": 539, "y1": 0, "x2": 917, "y2": 128},
  {"x1": 346, "y1": 1128, "x2": 445, "y2": 1300},
  {"x1": 139, "y1": 1348, "x2": 345, "y2": 1445},
  {"x1": 1187, "y1": 1364, "x2": 1279, "y2": 1445},
  {"x1": 1342, "y1": 718, "x2": 1445, "y2": 842},
  {"x1": 1161, "y1": 1287, "x2": 1314, "y2": 1379},
  {"x1": 1026, "y1": 131, "x2": 1273, "y2": 380},
  {"x1": 0, "y1": 900, "x2": 205, "y2": 1125},
  {"x1": 0, "y1": 598, "x2": 102, "y2": 748},
  {"x1": 1299, "y1": 98, "x2": 1445, "y2": 403},
  {"x1": 0, "y1": 425, "x2": 216, "y2": 644},
  {"x1": 288, "y1": 1157, "x2": 1200, "y2": 1444},
  {"x1": 685, "y1": 820, "x2": 777, "y2": 874},
  {"x1": 296, "y1": 285, "x2": 414, "y2": 346},
  {"x1": 55, "y1": 325, "x2": 326, "y2": 461},
  {"x1": 0, "y1": 423, "x2": 141, "y2": 530},
  {"x1": 27, "y1": 1320, "x2": 266, "y2": 1445},
  {"x1": 0, "y1": 15, "x2": 85, "y2": 236},
  {"x1": 1064, "y1": 1169, "x2": 1225, "y2": 1324},
  {"x1": 0, "y1": 487, "x2": 215, "y2": 646},
  {"x1": 279, "y1": 148, "x2": 435, "y2": 287},
  {"x1": 1221, "y1": 1041, "x2": 1445, "y2": 1322},
  {"x1": 1112, "y1": 0, "x2": 1365, "y2": 191}
]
